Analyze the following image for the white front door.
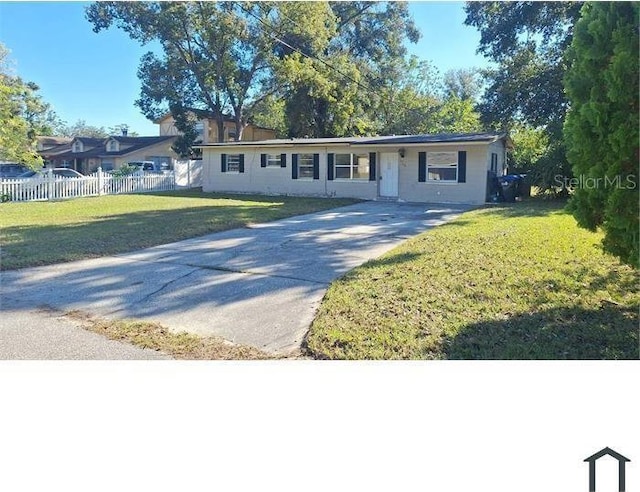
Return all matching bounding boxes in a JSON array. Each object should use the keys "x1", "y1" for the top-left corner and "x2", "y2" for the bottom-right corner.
[{"x1": 379, "y1": 152, "x2": 399, "y2": 197}]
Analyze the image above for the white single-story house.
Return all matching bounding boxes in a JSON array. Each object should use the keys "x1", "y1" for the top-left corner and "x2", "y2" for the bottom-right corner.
[{"x1": 197, "y1": 132, "x2": 512, "y2": 204}]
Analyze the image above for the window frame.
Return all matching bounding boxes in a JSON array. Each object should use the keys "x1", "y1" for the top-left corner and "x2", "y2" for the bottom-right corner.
[
  {"x1": 226, "y1": 154, "x2": 241, "y2": 173},
  {"x1": 297, "y1": 153, "x2": 315, "y2": 180},
  {"x1": 490, "y1": 153, "x2": 498, "y2": 174},
  {"x1": 194, "y1": 122, "x2": 205, "y2": 143},
  {"x1": 265, "y1": 153, "x2": 282, "y2": 168},
  {"x1": 426, "y1": 151, "x2": 458, "y2": 183},
  {"x1": 334, "y1": 153, "x2": 370, "y2": 181}
]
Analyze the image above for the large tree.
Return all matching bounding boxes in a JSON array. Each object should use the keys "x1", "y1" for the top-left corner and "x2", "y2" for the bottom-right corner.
[
  {"x1": 464, "y1": 2, "x2": 583, "y2": 191},
  {"x1": 273, "y1": 1, "x2": 420, "y2": 137},
  {"x1": 564, "y1": 2, "x2": 639, "y2": 267},
  {"x1": 0, "y1": 43, "x2": 48, "y2": 167},
  {"x1": 86, "y1": 1, "x2": 275, "y2": 155}
]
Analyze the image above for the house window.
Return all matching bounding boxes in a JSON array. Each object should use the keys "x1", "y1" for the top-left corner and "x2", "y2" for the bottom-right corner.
[
  {"x1": 298, "y1": 154, "x2": 315, "y2": 179},
  {"x1": 195, "y1": 122, "x2": 205, "y2": 143},
  {"x1": 72, "y1": 142, "x2": 83, "y2": 153},
  {"x1": 335, "y1": 153, "x2": 369, "y2": 180},
  {"x1": 266, "y1": 154, "x2": 282, "y2": 167},
  {"x1": 427, "y1": 152, "x2": 458, "y2": 181},
  {"x1": 107, "y1": 140, "x2": 118, "y2": 152},
  {"x1": 226, "y1": 154, "x2": 241, "y2": 173},
  {"x1": 490, "y1": 153, "x2": 498, "y2": 174}
]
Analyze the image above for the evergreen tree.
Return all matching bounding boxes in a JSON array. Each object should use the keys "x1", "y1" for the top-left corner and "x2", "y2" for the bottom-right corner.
[{"x1": 564, "y1": 2, "x2": 639, "y2": 267}]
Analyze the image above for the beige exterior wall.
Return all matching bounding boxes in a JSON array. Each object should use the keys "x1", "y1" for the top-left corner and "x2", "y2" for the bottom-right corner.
[
  {"x1": 157, "y1": 115, "x2": 276, "y2": 143},
  {"x1": 396, "y1": 145, "x2": 488, "y2": 204},
  {"x1": 487, "y1": 140, "x2": 507, "y2": 175},
  {"x1": 158, "y1": 120, "x2": 180, "y2": 137},
  {"x1": 203, "y1": 142, "x2": 498, "y2": 204}
]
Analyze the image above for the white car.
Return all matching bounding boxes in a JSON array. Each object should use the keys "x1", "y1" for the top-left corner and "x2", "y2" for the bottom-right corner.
[
  {"x1": 18, "y1": 168, "x2": 84, "y2": 179},
  {"x1": 16, "y1": 168, "x2": 86, "y2": 198}
]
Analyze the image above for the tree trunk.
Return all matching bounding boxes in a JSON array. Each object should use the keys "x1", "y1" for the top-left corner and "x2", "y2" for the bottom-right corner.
[{"x1": 214, "y1": 94, "x2": 225, "y2": 142}]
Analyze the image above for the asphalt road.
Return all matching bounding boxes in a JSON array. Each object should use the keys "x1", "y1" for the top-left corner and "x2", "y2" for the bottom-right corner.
[
  {"x1": 0, "y1": 309, "x2": 169, "y2": 359},
  {"x1": 1, "y1": 201, "x2": 471, "y2": 358}
]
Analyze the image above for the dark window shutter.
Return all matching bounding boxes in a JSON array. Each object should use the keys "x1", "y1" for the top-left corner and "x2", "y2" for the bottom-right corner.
[
  {"x1": 369, "y1": 152, "x2": 377, "y2": 181},
  {"x1": 239, "y1": 154, "x2": 245, "y2": 173},
  {"x1": 280, "y1": 153, "x2": 287, "y2": 168},
  {"x1": 458, "y1": 151, "x2": 467, "y2": 183},
  {"x1": 260, "y1": 154, "x2": 267, "y2": 168},
  {"x1": 291, "y1": 154, "x2": 298, "y2": 180},
  {"x1": 327, "y1": 153, "x2": 334, "y2": 181},
  {"x1": 221, "y1": 153, "x2": 227, "y2": 173},
  {"x1": 418, "y1": 152, "x2": 426, "y2": 182},
  {"x1": 313, "y1": 154, "x2": 320, "y2": 180}
]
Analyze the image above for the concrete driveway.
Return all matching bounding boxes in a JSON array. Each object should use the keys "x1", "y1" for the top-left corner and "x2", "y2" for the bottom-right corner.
[{"x1": 0, "y1": 201, "x2": 472, "y2": 356}]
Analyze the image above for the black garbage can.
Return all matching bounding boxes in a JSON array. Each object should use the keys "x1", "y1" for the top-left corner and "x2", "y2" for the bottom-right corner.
[
  {"x1": 518, "y1": 174, "x2": 531, "y2": 198},
  {"x1": 499, "y1": 175, "x2": 521, "y2": 202}
]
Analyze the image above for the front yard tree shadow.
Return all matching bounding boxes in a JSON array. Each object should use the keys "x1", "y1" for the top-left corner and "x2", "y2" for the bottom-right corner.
[{"x1": 443, "y1": 305, "x2": 639, "y2": 360}]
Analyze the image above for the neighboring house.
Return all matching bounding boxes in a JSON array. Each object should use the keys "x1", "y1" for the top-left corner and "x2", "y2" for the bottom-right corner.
[
  {"x1": 40, "y1": 135, "x2": 178, "y2": 174},
  {"x1": 155, "y1": 110, "x2": 277, "y2": 144},
  {"x1": 197, "y1": 132, "x2": 511, "y2": 205},
  {"x1": 36, "y1": 136, "x2": 73, "y2": 152}
]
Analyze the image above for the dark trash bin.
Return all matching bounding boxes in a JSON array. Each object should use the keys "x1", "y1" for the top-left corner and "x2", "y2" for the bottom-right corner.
[
  {"x1": 518, "y1": 174, "x2": 531, "y2": 198},
  {"x1": 498, "y1": 174, "x2": 521, "y2": 202},
  {"x1": 486, "y1": 171, "x2": 504, "y2": 202}
]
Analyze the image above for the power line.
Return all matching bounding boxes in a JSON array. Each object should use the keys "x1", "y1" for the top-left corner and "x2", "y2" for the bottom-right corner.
[{"x1": 233, "y1": 2, "x2": 383, "y2": 99}]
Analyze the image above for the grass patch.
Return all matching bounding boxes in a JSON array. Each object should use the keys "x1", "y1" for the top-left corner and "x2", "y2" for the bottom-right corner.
[
  {"x1": 305, "y1": 199, "x2": 639, "y2": 360},
  {"x1": 69, "y1": 312, "x2": 277, "y2": 360},
  {"x1": 0, "y1": 189, "x2": 357, "y2": 270}
]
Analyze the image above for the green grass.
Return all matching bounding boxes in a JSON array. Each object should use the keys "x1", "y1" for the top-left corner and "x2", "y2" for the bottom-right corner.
[
  {"x1": 67, "y1": 312, "x2": 277, "y2": 360},
  {"x1": 0, "y1": 189, "x2": 357, "y2": 270},
  {"x1": 305, "y1": 200, "x2": 639, "y2": 360}
]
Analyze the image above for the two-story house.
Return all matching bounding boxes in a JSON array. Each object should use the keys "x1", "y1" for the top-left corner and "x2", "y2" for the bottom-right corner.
[{"x1": 154, "y1": 110, "x2": 277, "y2": 144}]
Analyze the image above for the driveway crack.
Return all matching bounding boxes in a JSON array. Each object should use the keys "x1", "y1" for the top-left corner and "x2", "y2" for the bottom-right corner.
[
  {"x1": 138, "y1": 267, "x2": 200, "y2": 304},
  {"x1": 182, "y1": 263, "x2": 330, "y2": 286}
]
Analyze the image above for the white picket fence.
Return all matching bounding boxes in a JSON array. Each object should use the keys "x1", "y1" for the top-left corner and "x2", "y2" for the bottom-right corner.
[{"x1": 0, "y1": 168, "x2": 176, "y2": 202}]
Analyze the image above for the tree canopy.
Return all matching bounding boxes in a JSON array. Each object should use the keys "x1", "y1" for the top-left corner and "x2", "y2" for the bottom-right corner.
[
  {"x1": 85, "y1": 1, "x2": 430, "y2": 150},
  {"x1": 564, "y1": 2, "x2": 639, "y2": 267},
  {"x1": 464, "y1": 2, "x2": 583, "y2": 192},
  {"x1": 0, "y1": 43, "x2": 49, "y2": 167}
]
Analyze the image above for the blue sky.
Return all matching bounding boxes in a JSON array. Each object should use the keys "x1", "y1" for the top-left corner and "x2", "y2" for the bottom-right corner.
[{"x1": 0, "y1": 1, "x2": 489, "y2": 136}]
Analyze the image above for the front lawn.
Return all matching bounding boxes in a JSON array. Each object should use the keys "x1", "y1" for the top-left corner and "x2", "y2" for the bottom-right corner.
[
  {"x1": 0, "y1": 190, "x2": 356, "y2": 270},
  {"x1": 305, "y1": 200, "x2": 639, "y2": 359}
]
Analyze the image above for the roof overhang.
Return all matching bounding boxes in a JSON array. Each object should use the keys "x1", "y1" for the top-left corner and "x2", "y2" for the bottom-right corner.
[{"x1": 194, "y1": 132, "x2": 510, "y2": 150}]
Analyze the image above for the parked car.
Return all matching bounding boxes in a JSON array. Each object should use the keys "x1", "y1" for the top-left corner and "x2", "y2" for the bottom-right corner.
[
  {"x1": 144, "y1": 162, "x2": 171, "y2": 173},
  {"x1": 0, "y1": 163, "x2": 31, "y2": 178},
  {"x1": 15, "y1": 168, "x2": 86, "y2": 198},
  {"x1": 18, "y1": 168, "x2": 84, "y2": 178}
]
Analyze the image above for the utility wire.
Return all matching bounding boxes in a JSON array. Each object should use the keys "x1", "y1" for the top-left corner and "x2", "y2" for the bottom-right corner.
[{"x1": 233, "y1": 2, "x2": 383, "y2": 98}]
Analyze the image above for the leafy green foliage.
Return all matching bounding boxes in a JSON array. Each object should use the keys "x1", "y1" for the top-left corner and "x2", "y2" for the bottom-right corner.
[
  {"x1": 55, "y1": 119, "x2": 109, "y2": 138},
  {"x1": 306, "y1": 201, "x2": 639, "y2": 359},
  {"x1": 269, "y1": 1, "x2": 420, "y2": 137},
  {"x1": 87, "y1": 1, "x2": 274, "y2": 145},
  {"x1": 0, "y1": 43, "x2": 47, "y2": 167},
  {"x1": 365, "y1": 57, "x2": 484, "y2": 136},
  {"x1": 464, "y1": 2, "x2": 584, "y2": 191},
  {"x1": 110, "y1": 163, "x2": 139, "y2": 177},
  {"x1": 250, "y1": 95, "x2": 287, "y2": 138},
  {"x1": 564, "y1": 2, "x2": 639, "y2": 267},
  {"x1": 443, "y1": 68, "x2": 482, "y2": 101},
  {"x1": 431, "y1": 96, "x2": 483, "y2": 134}
]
